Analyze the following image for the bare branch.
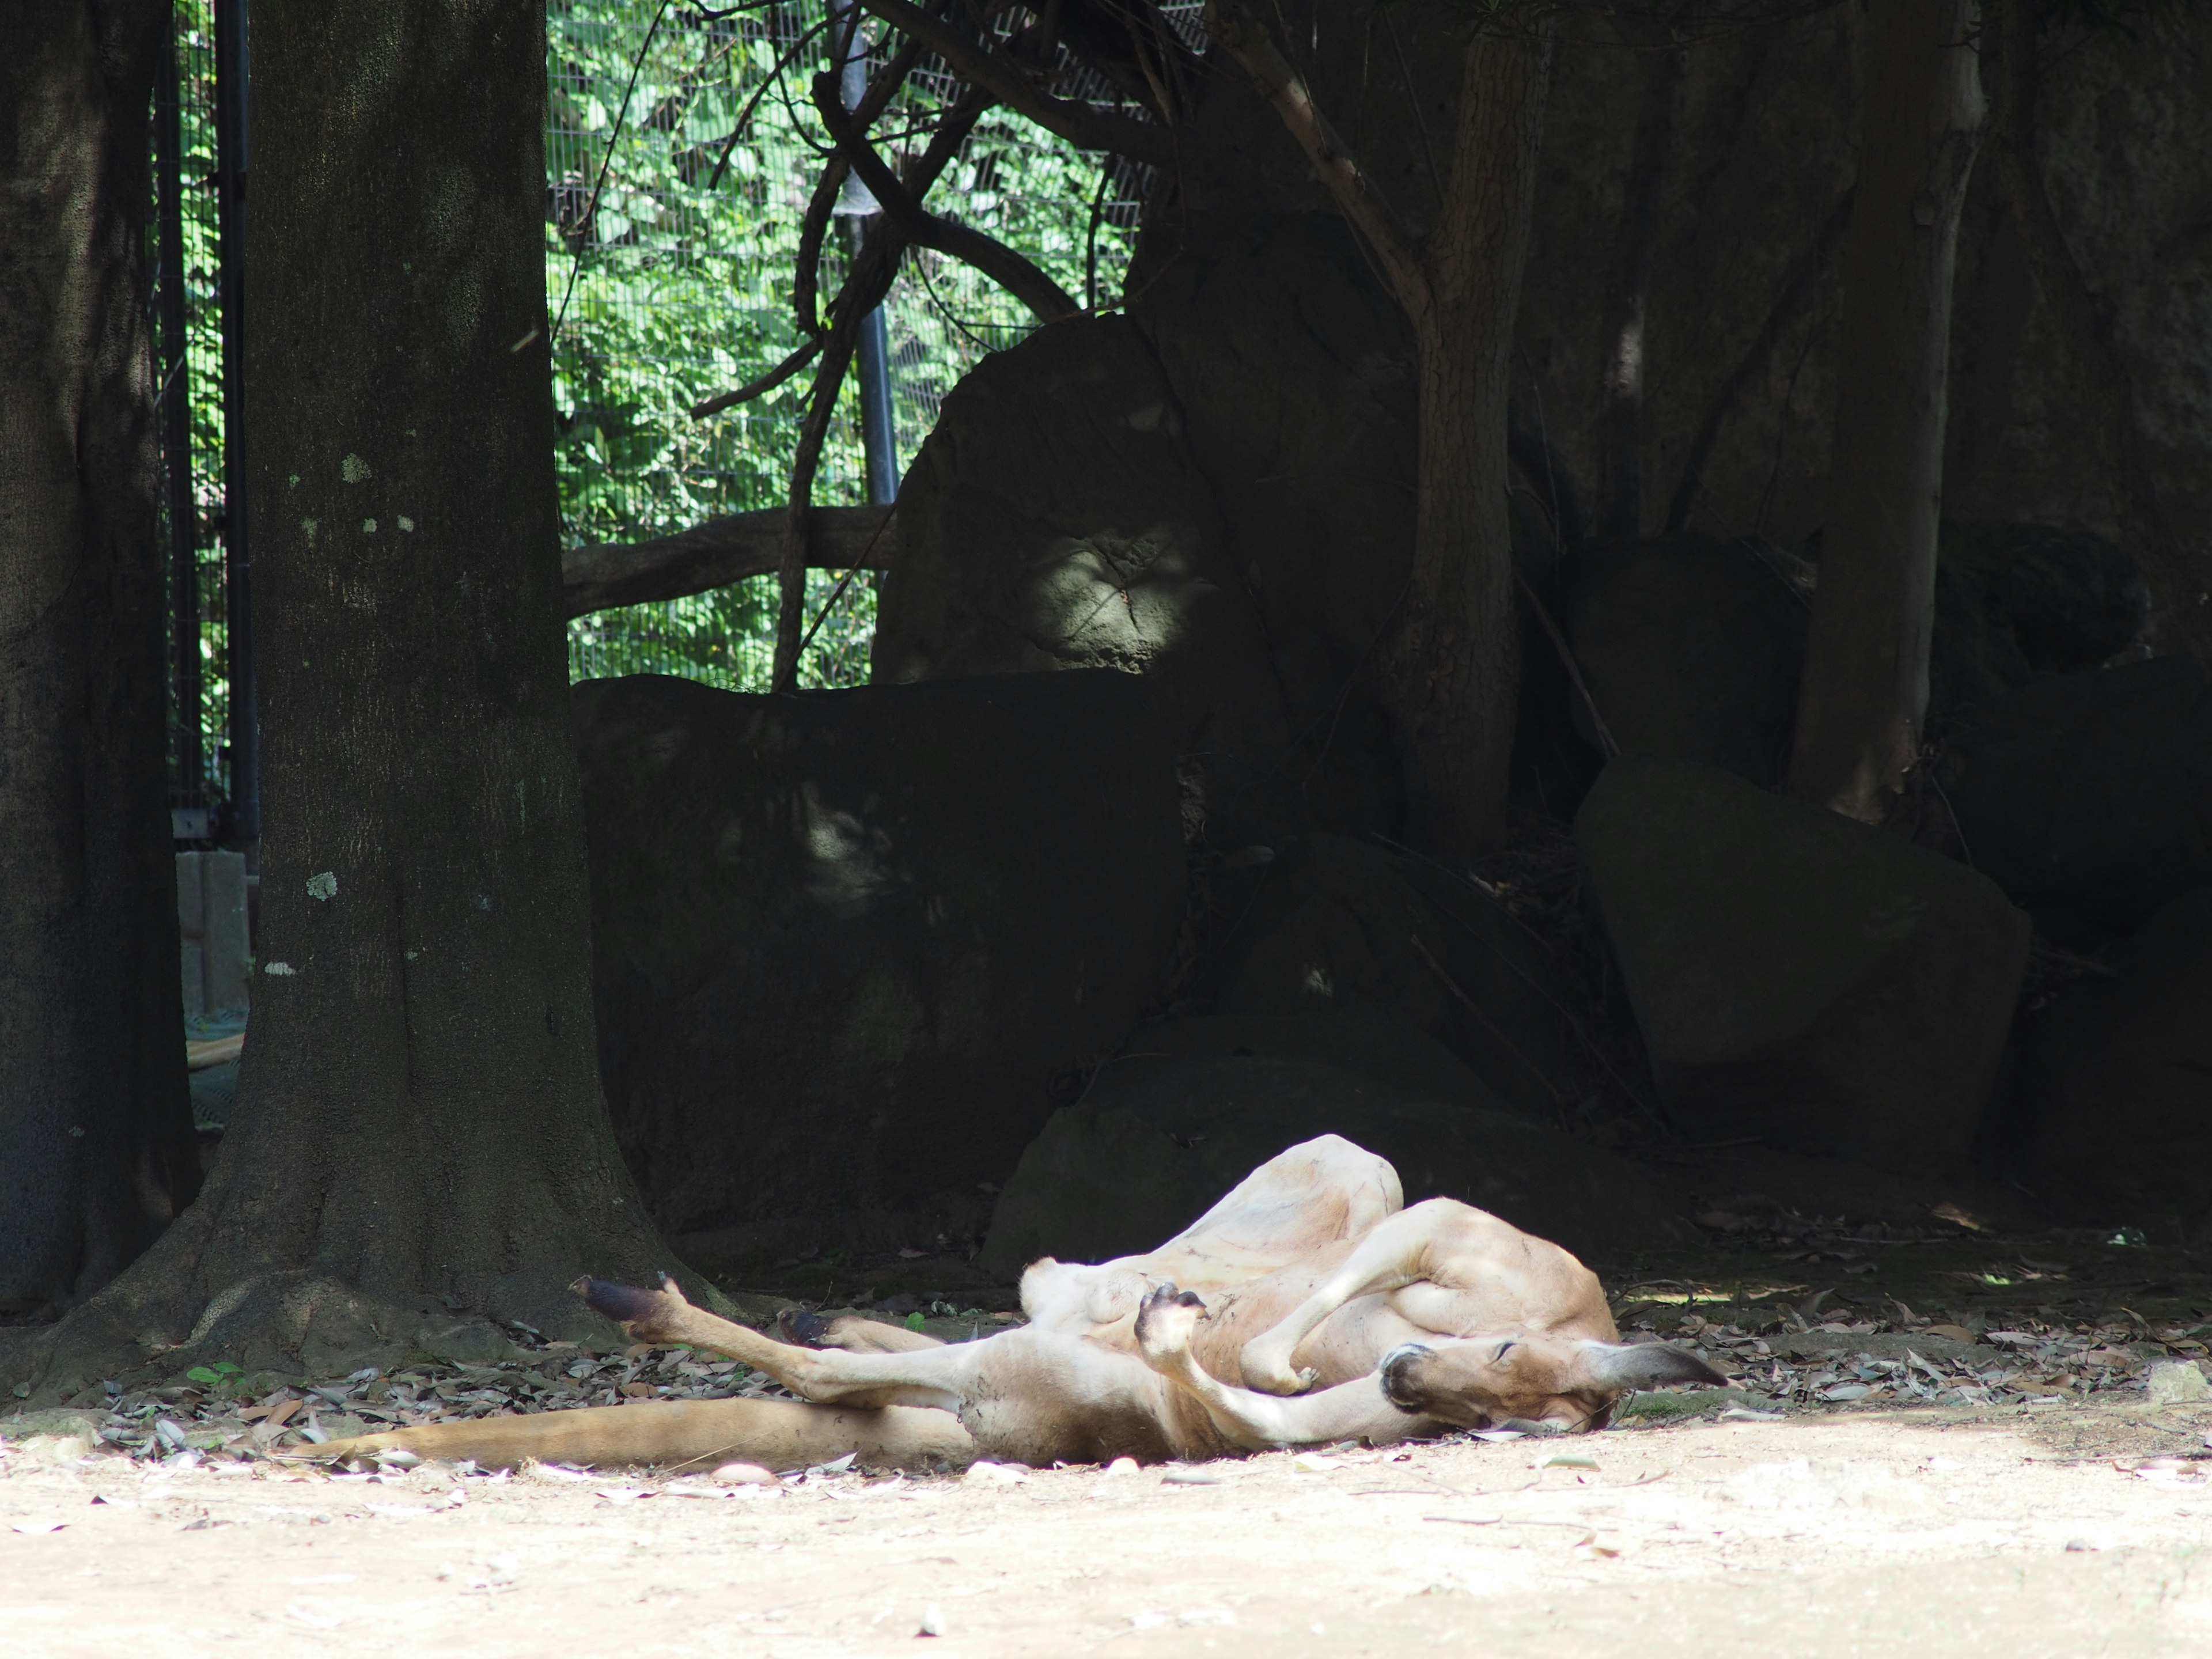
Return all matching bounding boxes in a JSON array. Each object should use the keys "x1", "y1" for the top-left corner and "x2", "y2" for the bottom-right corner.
[
  {"x1": 774, "y1": 91, "x2": 996, "y2": 690},
  {"x1": 814, "y1": 75, "x2": 1081, "y2": 323},
  {"x1": 857, "y1": 0, "x2": 1177, "y2": 166},
  {"x1": 562, "y1": 506, "x2": 896, "y2": 619},
  {"x1": 1203, "y1": 0, "x2": 1430, "y2": 322},
  {"x1": 794, "y1": 16, "x2": 937, "y2": 338},
  {"x1": 690, "y1": 337, "x2": 823, "y2": 419}
]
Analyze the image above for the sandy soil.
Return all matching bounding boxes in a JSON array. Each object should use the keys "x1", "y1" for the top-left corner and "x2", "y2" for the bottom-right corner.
[{"x1": 7, "y1": 1398, "x2": 2212, "y2": 1658}]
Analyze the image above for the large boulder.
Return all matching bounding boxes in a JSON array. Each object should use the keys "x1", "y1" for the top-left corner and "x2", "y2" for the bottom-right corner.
[
  {"x1": 979, "y1": 1013, "x2": 1690, "y2": 1273},
  {"x1": 2025, "y1": 888, "x2": 2212, "y2": 1220},
  {"x1": 869, "y1": 314, "x2": 1296, "y2": 849},
  {"x1": 572, "y1": 671, "x2": 1186, "y2": 1262},
  {"x1": 1209, "y1": 833, "x2": 1584, "y2": 1121},
  {"x1": 1936, "y1": 657, "x2": 2212, "y2": 940},
  {"x1": 1560, "y1": 535, "x2": 1808, "y2": 785},
  {"x1": 1577, "y1": 755, "x2": 2029, "y2": 1172}
]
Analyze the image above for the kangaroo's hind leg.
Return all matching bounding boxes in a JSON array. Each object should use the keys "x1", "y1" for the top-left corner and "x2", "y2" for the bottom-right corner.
[{"x1": 579, "y1": 1276, "x2": 982, "y2": 1411}]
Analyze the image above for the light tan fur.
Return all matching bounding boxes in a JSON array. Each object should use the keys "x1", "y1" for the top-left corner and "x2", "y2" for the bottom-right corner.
[{"x1": 312, "y1": 1135, "x2": 1717, "y2": 1471}]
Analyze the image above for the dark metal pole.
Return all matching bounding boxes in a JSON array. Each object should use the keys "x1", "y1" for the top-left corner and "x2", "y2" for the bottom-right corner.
[
  {"x1": 830, "y1": 0, "x2": 899, "y2": 507},
  {"x1": 215, "y1": 0, "x2": 256, "y2": 837},
  {"x1": 156, "y1": 12, "x2": 202, "y2": 814}
]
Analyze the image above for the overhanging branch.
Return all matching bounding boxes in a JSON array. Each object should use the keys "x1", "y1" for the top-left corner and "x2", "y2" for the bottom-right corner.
[
  {"x1": 814, "y1": 75, "x2": 1080, "y2": 323},
  {"x1": 857, "y1": 0, "x2": 1177, "y2": 167},
  {"x1": 562, "y1": 506, "x2": 897, "y2": 619}
]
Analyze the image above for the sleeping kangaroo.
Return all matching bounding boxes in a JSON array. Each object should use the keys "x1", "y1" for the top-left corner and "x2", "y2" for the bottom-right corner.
[{"x1": 314, "y1": 1135, "x2": 1722, "y2": 1471}]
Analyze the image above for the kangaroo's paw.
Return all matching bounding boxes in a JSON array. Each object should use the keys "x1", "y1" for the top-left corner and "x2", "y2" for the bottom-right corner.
[
  {"x1": 1238, "y1": 1329, "x2": 1320, "y2": 1396},
  {"x1": 1133, "y1": 1281, "x2": 1207, "y2": 1362},
  {"x1": 573, "y1": 1271, "x2": 692, "y2": 1344}
]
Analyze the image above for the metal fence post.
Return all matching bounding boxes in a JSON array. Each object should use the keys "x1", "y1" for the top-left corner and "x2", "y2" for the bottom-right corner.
[{"x1": 830, "y1": 0, "x2": 899, "y2": 508}]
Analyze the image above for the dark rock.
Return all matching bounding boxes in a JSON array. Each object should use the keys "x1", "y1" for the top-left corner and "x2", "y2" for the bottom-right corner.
[
  {"x1": 1930, "y1": 521, "x2": 2145, "y2": 716},
  {"x1": 2026, "y1": 888, "x2": 2212, "y2": 1217},
  {"x1": 1576, "y1": 755, "x2": 2029, "y2": 1172},
  {"x1": 1137, "y1": 1006, "x2": 1504, "y2": 1110},
  {"x1": 869, "y1": 313, "x2": 1296, "y2": 849},
  {"x1": 1210, "y1": 833, "x2": 1582, "y2": 1121},
  {"x1": 573, "y1": 671, "x2": 1186, "y2": 1256},
  {"x1": 980, "y1": 1044, "x2": 1690, "y2": 1274},
  {"x1": 1561, "y1": 535, "x2": 1809, "y2": 785},
  {"x1": 1936, "y1": 657, "x2": 2212, "y2": 940}
]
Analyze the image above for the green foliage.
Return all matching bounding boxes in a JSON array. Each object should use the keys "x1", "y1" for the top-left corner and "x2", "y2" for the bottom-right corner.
[{"x1": 547, "y1": 0, "x2": 1142, "y2": 692}]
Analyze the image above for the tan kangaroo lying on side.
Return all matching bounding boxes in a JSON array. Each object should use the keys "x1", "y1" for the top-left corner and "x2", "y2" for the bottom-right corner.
[{"x1": 315, "y1": 1135, "x2": 1722, "y2": 1471}]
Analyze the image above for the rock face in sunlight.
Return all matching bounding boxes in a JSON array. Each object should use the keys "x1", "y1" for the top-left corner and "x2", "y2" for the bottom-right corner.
[
  {"x1": 1577, "y1": 755, "x2": 2029, "y2": 1173},
  {"x1": 871, "y1": 315, "x2": 1298, "y2": 851},
  {"x1": 980, "y1": 1009, "x2": 1690, "y2": 1272},
  {"x1": 571, "y1": 669, "x2": 1185, "y2": 1261}
]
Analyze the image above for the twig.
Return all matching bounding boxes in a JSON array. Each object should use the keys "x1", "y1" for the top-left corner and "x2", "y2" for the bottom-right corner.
[
  {"x1": 690, "y1": 338, "x2": 824, "y2": 418},
  {"x1": 552, "y1": 0, "x2": 676, "y2": 347},
  {"x1": 792, "y1": 499, "x2": 902, "y2": 669},
  {"x1": 703, "y1": 16, "x2": 832, "y2": 192}
]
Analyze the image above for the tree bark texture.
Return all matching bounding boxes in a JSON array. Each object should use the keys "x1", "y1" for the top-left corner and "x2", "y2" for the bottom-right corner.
[
  {"x1": 1984, "y1": 0, "x2": 2212, "y2": 664},
  {"x1": 1596, "y1": 38, "x2": 1685, "y2": 541},
  {"x1": 0, "y1": 0, "x2": 200, "y2": 1315},
  {"x1": 1381, "y1": 26, "x2": 1552, "y2": 861},
  {"x1": 6, "y1": 0, "x2": 670, "y2": 1391},
  {"x1": 1789, "y1": 0, "x2": 1983, "y2": 820}
]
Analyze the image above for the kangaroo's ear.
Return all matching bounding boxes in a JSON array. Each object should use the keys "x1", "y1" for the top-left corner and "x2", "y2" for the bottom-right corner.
[{"x1": 1570, "y1": 1340, "x2": 1729, "y2": 1396}]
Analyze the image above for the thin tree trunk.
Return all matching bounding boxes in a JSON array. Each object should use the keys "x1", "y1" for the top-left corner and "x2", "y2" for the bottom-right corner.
[
  {"x1": 1984, "y1": 0, "x2": 2212, "y2": 663},
  {"x1": 1788, "y1": 0, "x2": 1983, "y2": 820},
  {"x1": 0, "y1": 0, "x2": 200, "y2": 1316},
  {"x1": 1382, "y1": 26, "x2": 1554, "y2": 861},
  {"x1": 5, "y1": 0, "x2": 671, "y2": 1397}
]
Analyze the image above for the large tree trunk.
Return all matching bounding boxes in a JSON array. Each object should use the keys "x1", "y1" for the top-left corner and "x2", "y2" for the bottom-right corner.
[
  {"x1": 1381, "y1": 26, "x2": 1552, "y2": 862},
  {"x1": 3, "y1": 0, "x2": 669, "y2": 1399},
  {"x1": 1788, "y1": 0, "x2": 1983, "y2": 820},
  {"x1": 0, "y1": 0, "x2": 200, "y2": 1316}
]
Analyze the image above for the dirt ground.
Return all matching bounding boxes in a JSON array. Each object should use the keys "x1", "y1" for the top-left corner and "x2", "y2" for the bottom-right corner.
[{"x1": 7, "y1": 1397, "x2": 2212, "y2": 1658}]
